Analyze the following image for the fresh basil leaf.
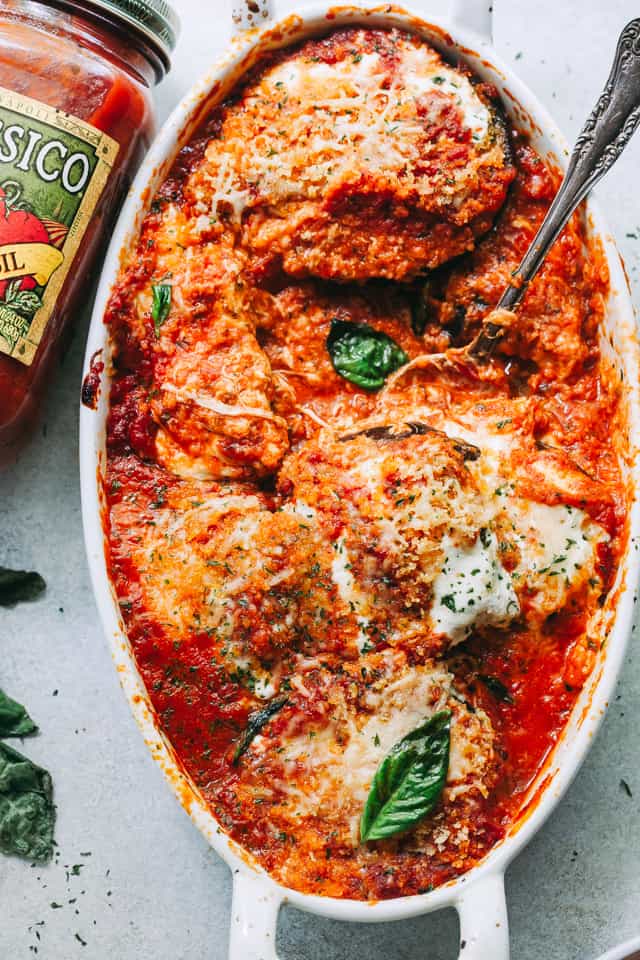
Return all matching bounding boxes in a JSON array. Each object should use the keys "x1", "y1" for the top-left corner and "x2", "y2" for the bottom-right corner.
[
  {"x1": 233, "y1": 696, "x2": 288, "y2": 764},
  {"x1": 0, "y1": 689, "x2": 38, "y2": 738},
  {"x1": 0, "y1": 742, "x2": 55, "y2": 861},
  {"x1": 327, "y1": 319, "x2": 408, "y2": 391},
  {"x1": 0, "y1": 568, "x2": 46, "y2": 607},
  {"x1": 360, "y1": 709, "x2": 451, "y2": 842},
  {"x1": 479, "y1": 675, "x2": 514, "y2": 704},
  {"x1": 151, "y1": 283, "x2": 172, "y2": 336}
]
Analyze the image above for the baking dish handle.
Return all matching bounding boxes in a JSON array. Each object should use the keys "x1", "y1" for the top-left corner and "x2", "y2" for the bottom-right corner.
[
  {"x1": 455, "y1": 872, "x2": 510, "y2": 960},
  {"x1": 228, "y1": 868, "x2": 508, "y2": 959},
  {"x1": 449, "y1": 0, "x2": 494, "y2": 44},
  {"x1": 229, "y1": 869, "x2": 283, "y2": 959}
]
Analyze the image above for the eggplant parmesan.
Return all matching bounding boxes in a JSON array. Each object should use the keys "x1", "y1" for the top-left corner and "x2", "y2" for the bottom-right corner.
[
  {"x1": 103, "y1": 27, "x2": 627, "y2": 900},
  {"x1": 189, "y1": 28, "x2": 515, "y2": 282}
]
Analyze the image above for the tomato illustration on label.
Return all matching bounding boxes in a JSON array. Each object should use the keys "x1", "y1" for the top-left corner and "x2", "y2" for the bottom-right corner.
[
  {"x1": 0, "y1": 185, "x2": 52, "y2": 283},
  {"x1": 0, "y1": 180, "x2": 67, "y2": 353}
]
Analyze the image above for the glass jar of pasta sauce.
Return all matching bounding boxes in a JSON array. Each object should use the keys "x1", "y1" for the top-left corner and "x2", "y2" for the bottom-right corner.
[{"x1": 0, "y1": 0, "x2": 178, "y2": 465}]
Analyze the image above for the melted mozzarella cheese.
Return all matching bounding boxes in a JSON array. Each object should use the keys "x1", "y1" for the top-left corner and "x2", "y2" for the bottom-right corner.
[
  {"x1": 206, "y1": 152, "x2": 252, "y2": 223},
  {"x1": 201, "y1": 35, "x2": 493, "y2": 223},
  {"x1": 253, "y1": 660, "x2": 494, "y2": 842},
  {"x1": 342, "y1": 437, "x2": 488, "y2": 566},
  {"x1": 514, "y1": 501, "x2": 597, "y2": 576},
  {"x1": 282, "y1": 500, "x2": 317, "y2": 523},
  {"x1": 510, "y1": 500, "x2": 605, "y2": 617},
  {"x1": 331, "y1": 537, "x2": 371, "y2": 652},
  {"x1": 431, "y1": 531, "x2": 519, "y2": 642},
  {"x1": 339, "y1": 667, "x2": 452, "y2": 828},
  {"x1": 400, "y1": 45, "x2": 490, "y2": 140},
  {"x1": 396, "y1": 408, "x2": 607, "y2": 622},
  {"x1": 430, "y1": 414, "x2": 514, "y2": 501},
  {"x1": 375, "y1": 476, "x2": 480, "y2": 558}
]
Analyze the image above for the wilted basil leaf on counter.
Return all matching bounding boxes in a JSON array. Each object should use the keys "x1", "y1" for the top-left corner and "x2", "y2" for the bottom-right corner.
[
  {"x1": 151, "y1": 283, "x2": 172, "y2": 336},
  {"x1": 0, "y1": 568, "x2": 46, "y2": 607},
  {"x1": 360, "y1": 709, "x2": 451, "y2": 842},
  {"x1": 233, "y1": 696, "x2": 288, "y2": 765},
  {"x1": 327, "y1": 319, "x2": 408, "y2": 391},
  {"x1": 0, "y1": 742, "x2": 55, "y2": 861},
  {"x1": 0, "y1": 690, "x2": 38, "y2": 738}
]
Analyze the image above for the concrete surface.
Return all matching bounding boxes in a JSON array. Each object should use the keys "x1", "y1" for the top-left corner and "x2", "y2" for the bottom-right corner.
[{"x1": 1, "y1": 1, "x2": 640, "y2": 957}]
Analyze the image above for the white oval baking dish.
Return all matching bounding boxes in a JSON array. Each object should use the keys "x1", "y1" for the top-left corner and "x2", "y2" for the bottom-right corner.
[
  {"x1": 596, "y1": 937, "x2": 640, "y2": 960},
  {"x1": 79, "y1": 3, "x2": 640, "y2": 957}
]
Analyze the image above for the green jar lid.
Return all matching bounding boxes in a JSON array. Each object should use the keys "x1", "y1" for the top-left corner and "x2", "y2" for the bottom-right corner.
[{"x1": 83, "y1": 0, "x2": 180, "y2": 76}]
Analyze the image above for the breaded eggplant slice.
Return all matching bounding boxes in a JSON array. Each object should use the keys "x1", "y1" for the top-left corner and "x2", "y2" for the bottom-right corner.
[{"x1": 188, "y1": 27, "x2": 515, "y2": 282}]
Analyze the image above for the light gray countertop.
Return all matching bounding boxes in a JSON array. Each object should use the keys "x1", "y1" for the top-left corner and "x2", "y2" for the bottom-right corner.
[{"x1": 2, "y1": 1, "x2": 640, "y2": 957}]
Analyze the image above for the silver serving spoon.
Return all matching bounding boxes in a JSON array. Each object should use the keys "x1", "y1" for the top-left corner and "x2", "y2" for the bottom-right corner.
[{"x1": 390, "y1": 18, "x2": 640, "y2": 385}]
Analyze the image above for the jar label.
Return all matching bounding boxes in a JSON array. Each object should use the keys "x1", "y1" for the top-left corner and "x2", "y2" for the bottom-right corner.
[{"x1": 0, "y1": 87, "x2": 119, "y2": 366}]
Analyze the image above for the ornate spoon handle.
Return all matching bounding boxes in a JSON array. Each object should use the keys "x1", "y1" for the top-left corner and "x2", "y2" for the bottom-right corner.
[{"x1": 495, "y1": 18, "x2": 640, "y2": 314}]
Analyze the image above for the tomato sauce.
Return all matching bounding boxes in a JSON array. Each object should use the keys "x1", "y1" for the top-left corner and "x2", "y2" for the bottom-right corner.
[{"x1": 0, "y1": 0, "x2": 176, "y2": 465}]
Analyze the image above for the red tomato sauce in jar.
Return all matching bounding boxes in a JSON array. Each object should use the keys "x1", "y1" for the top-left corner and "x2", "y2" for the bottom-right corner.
[{"x1": 0, "y1": 0, "x2": 178, "y2": 465}]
